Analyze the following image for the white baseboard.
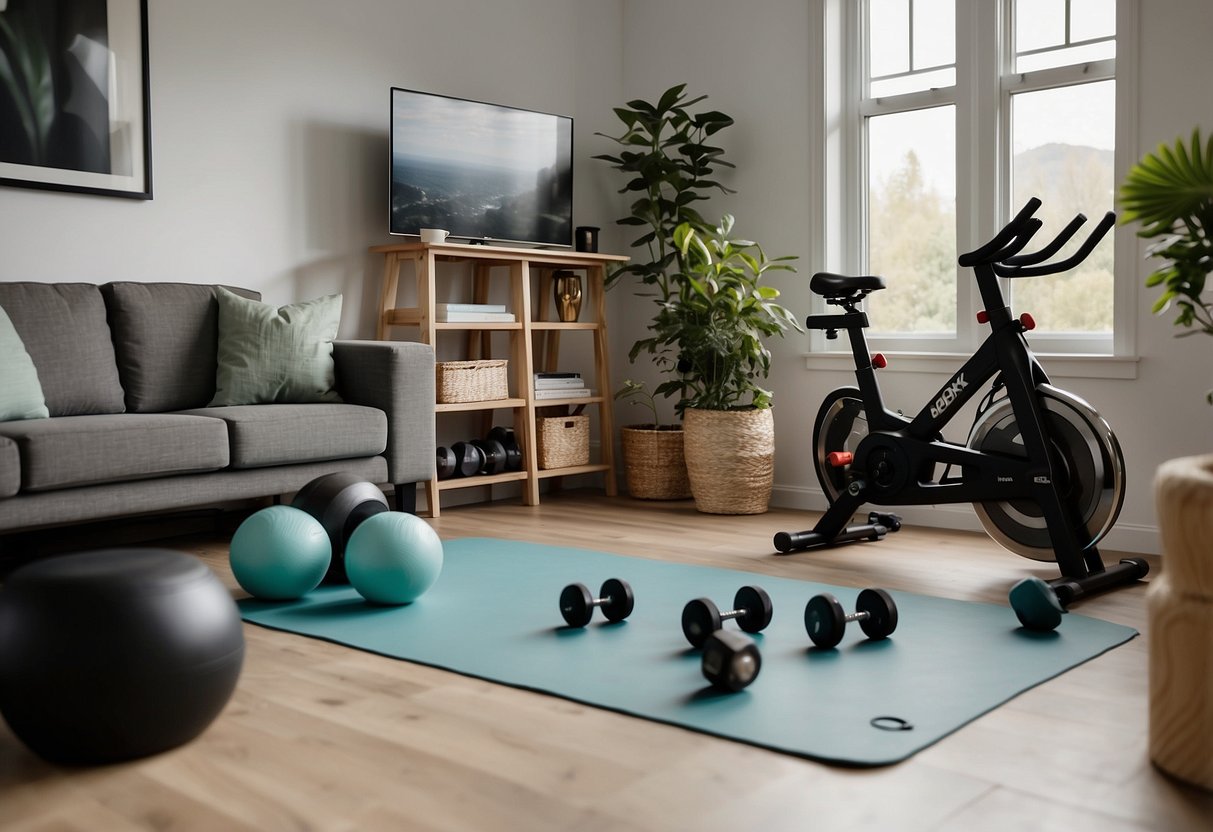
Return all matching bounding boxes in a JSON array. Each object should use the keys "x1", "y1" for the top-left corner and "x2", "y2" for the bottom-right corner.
[{"x1": 770, "y1": 484, "x2": 1160, "y2": 556}]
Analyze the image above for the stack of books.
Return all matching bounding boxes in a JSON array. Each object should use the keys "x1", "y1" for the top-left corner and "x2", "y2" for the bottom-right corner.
[
  {"x1": 533, "y1": 372, "x2": 592, "y2": 400},
  {"x1": 434, "y1": 303, "x2": 516, "y2": 323}
]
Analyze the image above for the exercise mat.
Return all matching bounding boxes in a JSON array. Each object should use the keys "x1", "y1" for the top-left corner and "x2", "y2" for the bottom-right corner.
[{"x1": 239, "y1": 538, "x2": 1136, "y2": 766}]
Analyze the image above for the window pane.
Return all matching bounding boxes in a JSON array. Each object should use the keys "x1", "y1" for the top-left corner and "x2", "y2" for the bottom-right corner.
[
  {"x1": 913, "y1": 0, "x2": 955, "y2": 69},
  {"x1": 1071, "y1": 0, "x2": 1116, "y2": 41},
  {"x1": 1016, "y1": 0, "x2": 1067, "y2": 53},
  {"x1": 1016, "y1": 40, "x2": 1115, "y2": 72},
  {"x1": 1011, "y1": 81, "x2": 1116, "y2": 335},
  {"x1": 869, "y1": 0, "x2": 910, "y2": 79},
  {"x1": 866, "y1": 106, "x2": 957, "y2": 335}
]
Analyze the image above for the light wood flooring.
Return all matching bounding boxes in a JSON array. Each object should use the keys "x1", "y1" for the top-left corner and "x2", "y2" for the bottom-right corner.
[{"x1": 1, "y1": 492, "x2": 1210, "y2": 831}]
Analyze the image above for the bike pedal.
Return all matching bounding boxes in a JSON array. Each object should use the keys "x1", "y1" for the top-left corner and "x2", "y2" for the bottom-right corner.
[{"x1": 827, "y1": 451, "x2": 854, "y2": 467}]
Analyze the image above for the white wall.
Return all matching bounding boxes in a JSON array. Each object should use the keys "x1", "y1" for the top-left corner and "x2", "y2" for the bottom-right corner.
[{"x1": 616, "y1": 0, "x2": 1213, "y2": 554}]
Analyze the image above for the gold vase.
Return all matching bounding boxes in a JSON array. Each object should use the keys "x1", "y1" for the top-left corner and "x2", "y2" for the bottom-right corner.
[{"x1": 553, "y1": 271, "x2": 582, "y2": 322}]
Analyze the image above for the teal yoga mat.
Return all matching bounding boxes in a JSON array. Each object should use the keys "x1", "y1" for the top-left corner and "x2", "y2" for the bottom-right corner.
[{"x1": 239, "y1": 538, "x2": 1137, "y2": 766}]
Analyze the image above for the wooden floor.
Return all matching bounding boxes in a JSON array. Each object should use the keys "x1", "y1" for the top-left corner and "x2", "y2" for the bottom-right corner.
[{"x1": 1, "y1": 492, "x2": 1210, "y2": 831}]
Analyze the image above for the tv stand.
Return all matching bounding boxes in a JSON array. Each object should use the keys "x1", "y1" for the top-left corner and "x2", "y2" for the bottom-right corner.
[{"x1": 369, "y1": 240, "x2": 629, "y2": 516}]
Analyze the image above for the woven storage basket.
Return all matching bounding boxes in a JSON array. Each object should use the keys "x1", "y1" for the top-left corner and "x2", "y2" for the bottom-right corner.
[
  {"x1": 621, "y1": 426, "x2": 691, "y2": 500},
  {"x1": 436, "y1": 360, "x2": 508, "y2": 403},
  {"x1": 537, "y1": 414, "x2": 589, "y2": 469},
  {"x1": 683, "y1": 407, "x2": 774, "y2": 514}
]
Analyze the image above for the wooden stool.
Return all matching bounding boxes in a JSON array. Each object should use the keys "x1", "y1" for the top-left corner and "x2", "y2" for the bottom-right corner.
[{"x1": 1150, "y1": 453, "x2": 1213, "y2": 791}]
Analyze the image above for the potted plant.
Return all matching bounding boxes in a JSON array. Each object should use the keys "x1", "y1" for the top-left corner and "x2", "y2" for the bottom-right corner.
[
  {"x1": 641, "y1": 216, "x2": 801, "y2": 514},
  {"x1": 614, "y1": 380, "x2": 691, "y2": 500},
  {"x1": 1119, "y1": 127, "x2": 1213, "y2": 791},
  {"x1": 594, "y1": 84, "x2": 735, "y2": 495}
]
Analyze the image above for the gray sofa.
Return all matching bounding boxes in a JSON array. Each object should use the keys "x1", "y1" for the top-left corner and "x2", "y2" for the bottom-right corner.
[{"x1": 0, "y1": 282, "x2": 434, "y2": 535}]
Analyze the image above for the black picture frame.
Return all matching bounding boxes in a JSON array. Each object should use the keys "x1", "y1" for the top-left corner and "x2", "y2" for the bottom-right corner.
[{"x1": 0, "y1": 0, "x2": 152, "y2": 200}]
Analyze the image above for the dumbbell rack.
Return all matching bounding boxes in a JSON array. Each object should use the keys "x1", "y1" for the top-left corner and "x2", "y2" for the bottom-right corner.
[{"x1": 369, "y1": 240, "x2": 628, "y2": 516}]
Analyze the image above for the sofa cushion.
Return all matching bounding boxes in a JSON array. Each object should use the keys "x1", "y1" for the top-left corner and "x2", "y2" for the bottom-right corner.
[
  {"x1": 0, "y1": 283, "x2": 125, "y2": 417},
  {"x1": 0, "y1": 436, "x2": 19, "y2": 498},
  {"x1": 210, "y1": 288, "x2": 343, "y2": 406},
  {"x1": 0, "y1": 414, "x2": 230, "y2": 492},
  {"x1": 0, "y1": 304, "x2": 49, "y2": 421},
  {"x1": 178, "y1": 404, "x2": 385, "y2": 469},
  {"x1": 101, "y1": 282, "x2": 260, "y2": 413}
]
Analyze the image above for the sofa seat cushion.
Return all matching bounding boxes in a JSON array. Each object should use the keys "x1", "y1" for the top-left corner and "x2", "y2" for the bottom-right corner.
[
  {"x1": 101, "y1": 282, "x2": 260, "y2": 413},
  {"x1": 0, "y1": 436, "x2": 19, "y2": 498},
  {"x1": 176, "y1": 404, "x2": 386, "y2": 469},
  {"x1": 0, "y1": 283, "x2": 126, "y2": 416},
  {"x1": 0, "y1": 414, "x2": 230, "y2": 492}
]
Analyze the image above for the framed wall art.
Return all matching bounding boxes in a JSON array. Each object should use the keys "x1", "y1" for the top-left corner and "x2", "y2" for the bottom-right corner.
[{"x1": 0, "y1": 0, "x2": 151, "y2": 199}]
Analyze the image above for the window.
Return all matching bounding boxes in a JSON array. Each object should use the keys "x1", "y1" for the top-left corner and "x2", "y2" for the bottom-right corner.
[{"x1": 840, "y1": 0, "x2": 1130, "y2": 355}]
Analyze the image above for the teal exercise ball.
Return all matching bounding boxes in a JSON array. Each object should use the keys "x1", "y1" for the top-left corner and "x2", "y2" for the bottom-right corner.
[
  {"x1": 230, "y1": 505, "x2": 332, "y2": 600},
  {"x1": 344, "y1": 512, "x2": 443, "y2": 605}
]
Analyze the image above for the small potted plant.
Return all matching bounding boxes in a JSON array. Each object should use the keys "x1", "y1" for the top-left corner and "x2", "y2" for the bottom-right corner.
[
  {"x1": 639, "y1": 216, "x2": 801, "y2": 514},
  {"x1": 615, "y1": 380, "x2": 691, "y2": 500}
]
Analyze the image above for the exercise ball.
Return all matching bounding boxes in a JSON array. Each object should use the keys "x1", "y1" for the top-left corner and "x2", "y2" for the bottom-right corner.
[
  {"x1": 291, "y1": 472, "x2": 390, "y2": 583},
  {"x1": 0, "y1": 548, "x2": 244, "y2": 765},
  {"x1": 229, "y1": 505, "x2": 331, "y2": 601},
  {"x1": 345, "y1": 511, "x2": 443, "y2": 605}
]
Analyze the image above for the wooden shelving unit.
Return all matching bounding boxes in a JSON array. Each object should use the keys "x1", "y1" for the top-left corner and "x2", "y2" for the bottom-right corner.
[{"x1": 369, "y1": 241, "x2": 628, "y2": 516}]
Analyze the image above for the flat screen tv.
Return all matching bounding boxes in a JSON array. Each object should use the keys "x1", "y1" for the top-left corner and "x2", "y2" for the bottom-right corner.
[{"x1": 390, "y1": 88, "x2": 573, "y2": 247}]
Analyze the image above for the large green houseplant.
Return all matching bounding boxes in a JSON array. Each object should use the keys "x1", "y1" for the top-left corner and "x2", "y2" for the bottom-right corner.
[
  {"x1": 1119, "y1": 128, "x2": 1213, "y2": 404},
  {"x1": 653, "y1": 216, "x2": 802, "y2": 514}
]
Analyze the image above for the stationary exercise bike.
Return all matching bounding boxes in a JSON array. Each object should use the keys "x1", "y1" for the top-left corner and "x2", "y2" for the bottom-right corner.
[{"x1": 774, "y1": 198, "x2": 1149, "y2": 625}]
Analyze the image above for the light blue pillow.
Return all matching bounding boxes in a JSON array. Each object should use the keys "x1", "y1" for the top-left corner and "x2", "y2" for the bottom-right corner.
[
  {"x1": 209, "y1": 287, "x2": 344, "y2": 406},
  {"x1": 0, "y1": 304, "x2": 49, "y2": 421}
]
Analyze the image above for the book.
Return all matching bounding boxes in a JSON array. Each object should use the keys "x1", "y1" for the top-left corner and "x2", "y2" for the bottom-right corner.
[
  {"x1": 534, "y1": 372, "x2": 581, "y2": 380},
  {"x1": 435, "y1": 302, "x2": 507, "y2": 313},
  {"x1": 435, "y1": 311, "x2": 516, "y2": 323},
  {"x1": 533, "y1": 387, "x2": 593, "y2": 400},
  {"x1": 534, "y1": 377, "x2": 587, "y2": 388}
]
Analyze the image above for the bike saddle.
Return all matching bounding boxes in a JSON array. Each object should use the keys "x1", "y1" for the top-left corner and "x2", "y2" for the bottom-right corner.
[{"x1": 810, "y1": 272, "x2": 886, "y2": 298}]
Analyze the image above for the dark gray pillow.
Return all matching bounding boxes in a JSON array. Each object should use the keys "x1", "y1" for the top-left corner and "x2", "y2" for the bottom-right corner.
[
  {"x1": 0, "y1": 283, "x2": 125, "y2": 416},
  {"x1": 101, "y1": 282, "x2": 260, "y2": 413}
]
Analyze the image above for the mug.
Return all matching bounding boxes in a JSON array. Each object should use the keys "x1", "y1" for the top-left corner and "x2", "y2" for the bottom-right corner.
[{"x1": 420, "y1": 228, "x2": 450, "y2": 244}]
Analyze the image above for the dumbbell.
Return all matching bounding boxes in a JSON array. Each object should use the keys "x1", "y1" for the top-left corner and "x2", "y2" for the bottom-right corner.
[
  {"x1": 804, "y1": 588, "x2": 898, "y2": 649},
  {"x1": 1008, "y1": 577, "x2": 1066, "y2": 632},
  {"x1": 436, "y1": 446, "x2": 457, "y2": 480},
  {"x1": 701, "y1": 630, "x2": 762, "y2": 693},
  {"x1": 488, "y1": 426, "x2": 523, "y2": 471},
  {"x1": 449, "y1": 441, "x2": 484, "y2": 477},
  {"x1": 471, "y1": 438, "x2": 509, "y2": 475},
  {"x1": 559, "y1": 578, "x2": 634, "y2": 627},
  {"x1": 681, "y1": 585, "x2": 773, "y2": 648}
]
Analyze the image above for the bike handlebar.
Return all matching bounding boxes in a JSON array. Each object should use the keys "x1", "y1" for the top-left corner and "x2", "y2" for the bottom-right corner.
[
  {"x1": 958, "y1": 197, "x2": 1116, "y2": 278},
  {"x1": 1002, "y1": 213, "x2": 1086, "y2": 266},
  {"x1": 958, "y1": 197, "x2": 1042, "y2": 266},
  {"x1": 993, "y1": 211, "x2": 1116, "y2": 278}
]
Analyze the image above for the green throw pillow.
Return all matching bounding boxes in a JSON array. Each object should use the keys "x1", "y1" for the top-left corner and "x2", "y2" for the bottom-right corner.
[
  {"x1": 210, "y1": 287, "x2": 344, "y2": 406},
  {"x1": 0, "y1": 304, "x2": 49, "y2": 421}
]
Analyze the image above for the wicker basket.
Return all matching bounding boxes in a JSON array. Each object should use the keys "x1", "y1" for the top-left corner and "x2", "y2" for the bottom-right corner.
[
  {"x1": 683, "y1": 408, "x2": 774, "y2": 514},
  {"x1": 436, "y1": 360, "x2": 508, "y2": 403},
  {"x1": 537, "y1": 414, "x2": 589, "y2": 469},
  {"x1": 621, "y1": 426, "x2": 691, "y2": 500}
]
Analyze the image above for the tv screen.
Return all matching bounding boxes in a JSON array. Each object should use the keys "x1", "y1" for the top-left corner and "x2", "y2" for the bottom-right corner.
[{"x1": 390, "y1": 88, "x2": 573, "y2": 247}]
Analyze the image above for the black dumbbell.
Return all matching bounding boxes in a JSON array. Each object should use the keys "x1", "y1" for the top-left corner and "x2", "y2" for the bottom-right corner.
[
  {"x1": 471, "y1": 438, "x2": 508, "y2": 475},
  {"x1": 804, "y1": 588, "x2": 898, "y2": 649},
  {"x1": 488, "y1": 426, "x2": 523, "y2": 471},
  {"x1": 1008, "y1": 577, "x2": 1066, "y2": 631},
  {"x1": 701, "y1": 629, "x2": 762, "y2": 692},
  {"x1": 449, "y1": 441, "x2": 484, "y2": 477},
  {"x1": 559, "y1": 578, "x2": 634, "y2": 627},
  {"x1": 681, "y1": 585, "x2": 773, "y2": 648},
  {"x1": 436, "y1": 446, "x2": 457, "y2": 480}
]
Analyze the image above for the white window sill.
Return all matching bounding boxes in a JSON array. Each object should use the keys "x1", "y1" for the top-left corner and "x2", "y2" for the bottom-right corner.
[{"x1": 802, "y1": 350, "x2": 1139, "y2": 380}]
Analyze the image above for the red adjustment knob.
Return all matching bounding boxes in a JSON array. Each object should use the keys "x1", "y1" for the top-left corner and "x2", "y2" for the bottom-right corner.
[
  {"x1": 826, "y1": 451, "x2": 854, "y2": 468},
  {"x1": 1020, "y1": 312, "x2": 1036, "y2": 331},
  {"x1": 976, "y1": 310, "x2": 989, "y2": 324},
  {"x1": 872, "y1": 353, "x2": 887, "y2": 369}
]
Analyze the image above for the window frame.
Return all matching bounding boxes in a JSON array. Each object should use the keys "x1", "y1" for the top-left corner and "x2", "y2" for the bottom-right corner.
[{"x1": 814, "y1": 0, "x2": 1138, "y2": 362}]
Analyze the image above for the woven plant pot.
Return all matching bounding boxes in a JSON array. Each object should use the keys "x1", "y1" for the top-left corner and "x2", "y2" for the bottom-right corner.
[
  {"x1": 621, "y1": 425, "x2": 691, "y2": 500},
  {"x1": 682, "y1": 407, "x2": 774, "y2": 515}
]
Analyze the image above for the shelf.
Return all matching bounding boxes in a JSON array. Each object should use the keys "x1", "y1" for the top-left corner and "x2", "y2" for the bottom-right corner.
[
  {"x1": 435, "y1": 398, "x2": 527, "y2": 413},
  {"x1": 536, "y1": 463, "x2": 611, "y2": 480},
  {"x1": 437, "y1": 470, "x2": 528, "y2": 491},
  {"x1": 530, "y1": 321, "x2": 599, "y2": 331},
  {"x1": 530, "y1": 396, "x2": 604, "y2": 407}
]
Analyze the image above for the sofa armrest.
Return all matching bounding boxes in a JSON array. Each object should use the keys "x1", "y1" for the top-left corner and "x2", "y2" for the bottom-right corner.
[{"x1": 333, "y1": 340, "x2": 434, "y2": 488}]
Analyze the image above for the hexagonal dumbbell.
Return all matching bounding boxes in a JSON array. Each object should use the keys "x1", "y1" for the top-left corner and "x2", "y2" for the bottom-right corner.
[
  {"x1": 804, "y1": 588, "x2": 898, "y2": 649},
  {"x1": 700, "y1": 629, "x2": 763, "y2": 693},
  {"x1": 681, "y1": 585, "x2": 773, "y2": 648},
  {"x1": 559, "y1": 578, "x2": 634, "y2": 627}
]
